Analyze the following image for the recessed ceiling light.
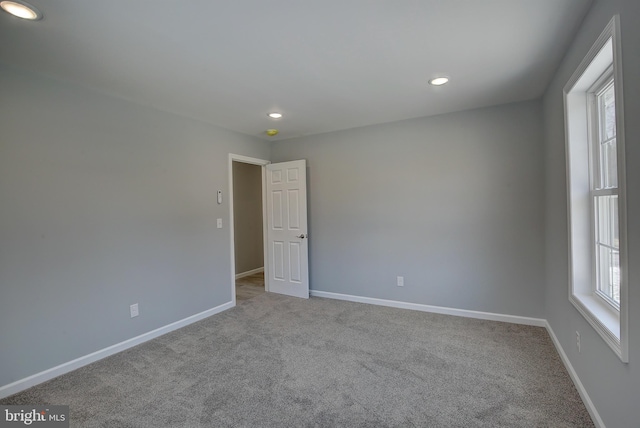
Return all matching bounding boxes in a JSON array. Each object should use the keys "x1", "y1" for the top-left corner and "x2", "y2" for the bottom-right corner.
[
  {"x1": 267, "y1": 112, "x2": 283, "y2": 119},
  {"x1": 0, "y1": 0, "x2": 42, "y2": 20},
  {"x1": 429, "y1": 77, "x2": 449, "y2": 86}
]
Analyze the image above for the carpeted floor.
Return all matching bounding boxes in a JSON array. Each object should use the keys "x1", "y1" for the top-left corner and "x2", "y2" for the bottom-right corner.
[{"x1": 1, "y1": 293, "x2": 594, "y2": 427}]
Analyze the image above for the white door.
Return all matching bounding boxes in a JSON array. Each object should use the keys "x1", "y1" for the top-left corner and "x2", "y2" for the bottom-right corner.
[{"x1": 266, "y1": 160, "x2": 309, "y2": 299}]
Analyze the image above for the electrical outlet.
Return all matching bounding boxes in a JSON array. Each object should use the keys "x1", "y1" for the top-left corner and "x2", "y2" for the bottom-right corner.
[
  {"x1": 130, "y1": 303, "x2": 139, "y2": 318},
  {"x1": 576, "y1": 331, "x2": 581, "y2": 353},
  {"x1": 217, "y1": 218, "x2": 223, "y2": 229},
  {"x1": 397, "y1": 276, "x2": 404, "y2": 287}
]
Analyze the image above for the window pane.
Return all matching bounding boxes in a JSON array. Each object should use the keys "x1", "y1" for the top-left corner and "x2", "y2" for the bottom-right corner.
[
  {"x1": 602, "y1": 84, "x2": 616, "y2": 140},
  {"x1": 596, "y1": 245, "x2": 620, "y2": 305},
  {"x1": 594, "y1": 194, "x2": 620, "y2": 305},
  {"x1": 596, "y1": 82, "x2": 617, "y2": 189},
  {"x1": 596, "y1": 194, "x2": 619, "y2": 248},
  {"x1": 601, "y1": 138, "x2": 617, "y2": 188}
]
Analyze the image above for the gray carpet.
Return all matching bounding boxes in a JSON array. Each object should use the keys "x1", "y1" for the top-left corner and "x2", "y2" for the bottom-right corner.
[{"x1": 1, "y1": 293, "x2": 593, "y2": 427}]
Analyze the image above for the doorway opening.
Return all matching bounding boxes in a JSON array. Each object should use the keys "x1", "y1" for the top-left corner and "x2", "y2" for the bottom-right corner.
[
  {"x1": 228, "y1": 154, "x2": 270, "y2": 305},
  {"x1": 229, "y1": 155, "x2": 310, "y2": 303}
]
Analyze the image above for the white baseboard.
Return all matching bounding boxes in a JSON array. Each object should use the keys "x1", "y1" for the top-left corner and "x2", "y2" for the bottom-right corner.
[
  {"x1": 235, "y1": 267, "x2": 264, "y2": 280},
  {"x1": 0, "y1": 300, "x2": 235, "y2": 400},
  {"x1": 544, "y1": 322, "x2": 605, "y2": 428},
  {"x1": 310, "y1": 290, "x2": 547, "y2": 326},
  {"x1": 0, "y1": 289, "x2": 603, "y2": 428}
]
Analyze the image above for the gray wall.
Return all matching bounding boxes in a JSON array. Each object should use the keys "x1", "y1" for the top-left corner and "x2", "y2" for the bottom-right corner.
[
  {"x1": 543, "y1": 0, "x2": 640, "y2": 426},
  {"x1": 271, "y1": 100, "x2": 545, "y2": 318},
  {"x1": 0, "y1": 63, "x2": 269, "y2": 387},
  {"x1": 232, "y1": 162, "x2": 264, "y2": 274}
]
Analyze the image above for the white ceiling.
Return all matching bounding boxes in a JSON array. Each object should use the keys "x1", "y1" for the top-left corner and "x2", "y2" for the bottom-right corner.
[{"x1": 0, "y1": 0, "x2": 592, "y2": 141}]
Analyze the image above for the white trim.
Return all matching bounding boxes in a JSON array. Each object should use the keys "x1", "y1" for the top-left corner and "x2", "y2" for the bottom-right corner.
[
  {"x1": 235, "y1": 267, "x2": 264, "y2": 280},
  {"x1": 545, "y1": 322, "x2": 605, "y2": 428},
  {"x1": 228, "y1": 154, "x2": 270, "y2": 166},
  {"x1": 0, "y1": 300, "x2": 234, "y2": 399},
  {"x1": 611, "y1": 14, "x2": 629, "y2": 365},
  {"x1": 228, "y1": 154, "x2": 271, "y2": 307},
  {"x1": 571, "y1": 293, "x2": 621, "y2": 353},
  {"x1": 563, "y1": 15, "x2": 628, "y2": 362},
  {"x1": 564, "y1": 19, "x2": 616, "y2": 92},
  {"x1": 310, "y1": 290, "x2": 546, "y2": 327},
  {"x1": 0, "y1": 290, "x2": 602, "y2": 428},
  {"x1": 260, "y1": 166, "x2": 269, "y2": 293}
]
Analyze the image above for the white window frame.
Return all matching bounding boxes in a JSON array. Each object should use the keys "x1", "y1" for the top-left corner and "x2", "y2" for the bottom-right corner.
[
  {"x1": 587, "y1": 72, "x2": 620, "y2": 311},
  {"x1": 563, "y1": 15, "x2": 628, "y2": 362}
]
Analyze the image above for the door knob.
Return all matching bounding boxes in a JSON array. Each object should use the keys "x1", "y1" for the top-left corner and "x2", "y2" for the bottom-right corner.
[{"x1": 296, "y1": 234, "x2": 307, "y2": 239}]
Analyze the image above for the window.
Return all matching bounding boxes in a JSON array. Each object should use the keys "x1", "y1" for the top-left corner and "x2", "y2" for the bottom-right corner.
[
  {"x1": 589, "y1": 74, "x2": 620, "y2": 308},
  {"x1": 564, "y1": 16, "x2": 628, "y2": 362}
]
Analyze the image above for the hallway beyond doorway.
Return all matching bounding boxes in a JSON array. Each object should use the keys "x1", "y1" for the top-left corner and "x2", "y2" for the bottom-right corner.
[{"x1": 236, "y1": 271, "x2": 265, "y2": 301}]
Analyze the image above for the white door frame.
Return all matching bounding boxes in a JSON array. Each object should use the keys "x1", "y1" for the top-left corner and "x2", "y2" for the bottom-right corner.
[{"x1": 228, "y1": 154, "x2": 270, "y2": 306}]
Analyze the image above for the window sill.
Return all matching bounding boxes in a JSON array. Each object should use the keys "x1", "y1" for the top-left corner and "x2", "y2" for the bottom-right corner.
[{"x1": 570, "y1": 292, "x2": 625, "y2": 361}]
